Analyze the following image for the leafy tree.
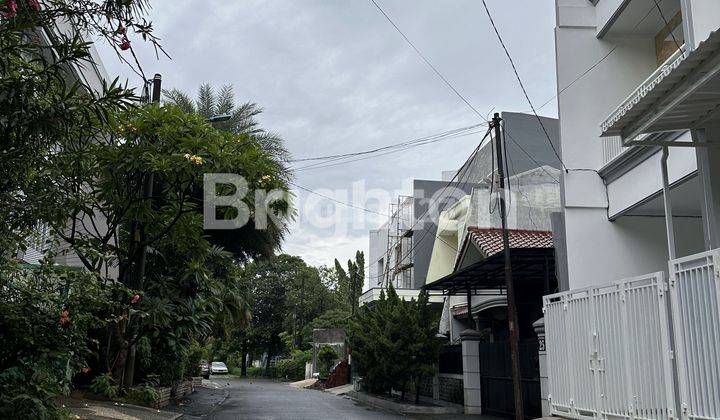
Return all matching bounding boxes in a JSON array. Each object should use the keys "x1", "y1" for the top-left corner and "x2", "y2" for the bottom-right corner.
[
  {"x1": 334, "y1": 251, "x2": 365, "y2": 315},
  {"x1": 0, "y1": 0, "x2": 168, "y2": 256},
  {"x1": 349, "y1": 285, "x2": 440, "y2": 401},
  {"x1": 163, "y1": 83, "x2": 292, "y2": 259}
]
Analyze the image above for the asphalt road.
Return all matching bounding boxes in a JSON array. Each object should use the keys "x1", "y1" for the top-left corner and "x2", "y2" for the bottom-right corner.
[{"x1": 174, "y1": 377, "x2": 402, "y2": 420}]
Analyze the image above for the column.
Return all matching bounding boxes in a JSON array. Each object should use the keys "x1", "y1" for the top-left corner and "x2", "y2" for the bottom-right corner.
[
  {"x1": 533, "y1": 318, "x2": 550, "y2": 417},
  {"x1": 460, "y1": 329, "x2": 482, "y2": 414},
  {"x1": 694, "y1": 126, "x2": 720, "y2": 250}
]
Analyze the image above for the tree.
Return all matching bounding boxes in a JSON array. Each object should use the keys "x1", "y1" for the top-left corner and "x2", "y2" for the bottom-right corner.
[
  {"x1": 0, "y1": 0, "x2": 161, "y2": 255},
  {"x1": 163, "y1": 83, "x2": 292, "y2": 260},
  {"x1": 349, "y1": 285, "x2": 440, "y2": 401},
  {"x1": 334, "y1": 251, "x2": 365, "y2": 315}
]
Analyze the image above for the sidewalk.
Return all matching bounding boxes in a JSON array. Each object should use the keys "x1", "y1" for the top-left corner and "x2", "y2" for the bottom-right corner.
[{"x1": 58, "y1": 396, "x2": 181, "y2": 420}]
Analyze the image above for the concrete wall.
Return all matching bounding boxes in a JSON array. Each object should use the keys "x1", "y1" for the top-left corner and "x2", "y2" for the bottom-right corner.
[
  {"x1": 554, "y1": 0, "x2": 701, "y2": 289},
  {"x1": 367, "y1": 227, "x2": 388, "y2": 290}
]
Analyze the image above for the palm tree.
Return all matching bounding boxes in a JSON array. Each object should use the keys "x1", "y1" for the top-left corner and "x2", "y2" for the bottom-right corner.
[{"x1": 164, "y1": 84, "x2": 293, "y2": 261}]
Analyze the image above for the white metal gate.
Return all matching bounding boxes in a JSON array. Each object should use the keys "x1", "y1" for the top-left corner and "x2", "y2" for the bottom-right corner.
[
  {"x1": 544, "y1": 272, "x2": 676, "y2": 420},
  {"x1": 669, "y1": 249, "x2": 720, "y2": 420}
]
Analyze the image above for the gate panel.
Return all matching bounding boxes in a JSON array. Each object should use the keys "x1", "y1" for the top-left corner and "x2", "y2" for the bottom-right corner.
[
  {"x1": 669, "y1": 250, "x2": 720, "y2": 420},
  {"x1": 544, "y1": 272, "x2": 675, "y2": 420}
]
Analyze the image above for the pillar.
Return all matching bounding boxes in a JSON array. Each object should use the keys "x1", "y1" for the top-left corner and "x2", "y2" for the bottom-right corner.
[
  {"x1": 533, "y1": 318, "x2": 550, "y2": 417},
  {"x1": 693, "y1": 126, "x2": 720, "y2": 250},
  {"x1": 460, "y1": 329, "x2": 482, "y2": 414}
]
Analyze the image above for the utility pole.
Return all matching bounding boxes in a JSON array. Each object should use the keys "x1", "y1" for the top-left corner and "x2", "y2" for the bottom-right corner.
[
  {"x1": 492, "y1": 113, "x2": 524, "y2": 420},
  {"x1": 124, "y1": 74, "x2": 162, "y2": 389}
]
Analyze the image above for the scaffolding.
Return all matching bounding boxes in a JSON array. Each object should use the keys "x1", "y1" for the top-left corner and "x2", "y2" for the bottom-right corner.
[{"x1": 382, "y1": 195, "x2": 414, "y2": 289}]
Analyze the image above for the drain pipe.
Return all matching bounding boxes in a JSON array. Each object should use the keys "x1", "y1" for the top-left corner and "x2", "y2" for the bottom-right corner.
[{"x1": 661, "y1": 147, "x2": 677, "y2": 260}]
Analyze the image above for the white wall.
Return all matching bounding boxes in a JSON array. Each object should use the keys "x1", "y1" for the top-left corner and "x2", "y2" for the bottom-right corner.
[{"x1": 555, "y1": 0, "x2": 699, "y2": 289}]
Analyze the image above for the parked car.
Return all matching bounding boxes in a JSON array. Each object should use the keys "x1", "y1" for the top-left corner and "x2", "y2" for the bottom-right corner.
[
  {"x1": 200, "y1": 360, "x2": 210, "y2": 379},
  {"x1": 211, "y1": 361, "x2": 228, "y2": 374}
]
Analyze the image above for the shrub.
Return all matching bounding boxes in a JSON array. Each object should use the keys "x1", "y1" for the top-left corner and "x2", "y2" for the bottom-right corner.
[
  {"x1": 186, "y1": 341, "x2": 204, "y2": 378},
  {"x1": 246, "y1": 366, "x2": 264, "y2": 377},
  {"x1": 317, "y1": 346, "x2": 338, "y2": 380},
  {"x1": 89, "y1": 373, "x2": 119, "y2": 399},
  {"x1": 0, "y1": 265, "x2": 131, "y2": 417},
  {"x1": 275, "y1": 350, "x2": 312, "y2": 381},
  {"x1": 126, "y1": 383, "x2": 160, "y2": 407}
]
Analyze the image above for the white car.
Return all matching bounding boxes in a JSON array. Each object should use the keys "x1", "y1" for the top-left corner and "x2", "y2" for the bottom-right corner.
[{"x1": 211, "y1": 361, "x2": 228, "y2": 374}]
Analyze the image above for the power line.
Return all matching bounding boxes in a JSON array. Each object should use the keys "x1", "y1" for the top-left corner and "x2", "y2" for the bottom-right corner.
[
  {"x1": 502, "y1": 125, "x2": 560, "y2": 184},
  {"x1": 368, "y1": 0, "x2": 486, "y2": 120},
  {"x1": 289, "y1": 181, "x2": 389, "y2": 217},
  {"x1": 366, "y1": 127, "x2": 493, "y2": 276},
  {"x1": 536, "y1": 4, "x2": 658, "y2": 112},
  {"x1": 289, "y1": 123, "x2": 485, "y2": 163},
  {"x1": 481, "y1": 0, "x2": 566, "y2": 172},
  {"x1": 653, "y1": 0, "x2": 683, "y2": 51},
  {"x1": 292, "y1": 128, "x2": 487, "y2": 171}
]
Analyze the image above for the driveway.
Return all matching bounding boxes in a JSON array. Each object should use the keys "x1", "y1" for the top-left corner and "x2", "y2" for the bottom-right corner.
[
  {"x1": 171, "y1": 377, "x2": 499, "y2": 420},
  {"x1": 173, "y1": 377, "x2": 400, "y2": 419}
]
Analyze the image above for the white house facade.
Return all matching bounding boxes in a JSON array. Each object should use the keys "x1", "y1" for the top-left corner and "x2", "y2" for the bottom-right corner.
[{"x1": 546, "y1": 1, "x2": 720, "y2": 418}]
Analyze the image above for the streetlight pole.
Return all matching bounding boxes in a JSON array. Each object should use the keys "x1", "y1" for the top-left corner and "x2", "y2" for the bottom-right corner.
[
  {"x1": 491, "y1": 113, "x2": 524, "y2": 420},
  {"x1": 124, "y1": 74, "x2": 162, "y2": 389}
]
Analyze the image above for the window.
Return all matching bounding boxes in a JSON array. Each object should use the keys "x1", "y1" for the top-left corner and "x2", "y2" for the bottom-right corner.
[{"x1": 655, "y1": 10, "x2": 684, "y2": 67}]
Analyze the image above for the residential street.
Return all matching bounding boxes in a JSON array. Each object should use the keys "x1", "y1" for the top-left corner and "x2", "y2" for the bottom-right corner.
[{"x1": 170, "y1": 377, "x2": 491, "y2": 420}]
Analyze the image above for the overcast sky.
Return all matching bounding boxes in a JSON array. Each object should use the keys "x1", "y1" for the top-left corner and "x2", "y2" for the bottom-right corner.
[{"x1": 96, "y1": 0, "x2": 558, "y2": 268}]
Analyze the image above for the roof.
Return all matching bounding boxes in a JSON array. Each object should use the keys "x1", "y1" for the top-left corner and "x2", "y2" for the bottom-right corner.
[
  {"x1": 600, "y1": 30, "x2": 720, "y2": 143},
  {"x1": 425, "y1": 228, "x2": 556, "y2": 295},
  {"x1": 466, "y1": 227, "x2": 553, "y2": 258}
]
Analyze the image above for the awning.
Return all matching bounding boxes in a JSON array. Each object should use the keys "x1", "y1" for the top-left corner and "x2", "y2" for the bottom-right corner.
[
  {"x1": 423, "y1": 248, "x2": 556, "y2": 295},
  {"x1": 600, "y1": 30, "x2": 720, "y2": 145}
]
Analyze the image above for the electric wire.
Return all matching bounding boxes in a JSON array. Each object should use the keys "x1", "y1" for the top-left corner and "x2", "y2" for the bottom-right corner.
[
  {"x1": 289, "y1": 123, "x2": 486, "y2": 163},
  {"x1": 481, "y1": 0, "x2": 566, "y2": 172},
  {"x1": 292, "y1": 128, "x2": 487, "y2": 171},
  {"x1": 365, "y1": 127, "x2": 493, "y2": 277},
  {"x1": 368, "y1": 0, "x2": 486, "y2": 120}
]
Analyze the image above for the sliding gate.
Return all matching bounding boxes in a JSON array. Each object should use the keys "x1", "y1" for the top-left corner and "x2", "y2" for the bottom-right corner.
[
  {"x1": 543, "y1": 272, "x2": 676, "y2": 420},
  {"x1": 669, "y1": 250, "x2": 720, "y2": 420}
]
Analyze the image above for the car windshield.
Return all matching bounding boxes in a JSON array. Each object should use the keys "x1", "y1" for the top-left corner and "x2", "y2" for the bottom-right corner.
[{"x1": 212, "y1": 362, "x2": 226, "y2": 367}]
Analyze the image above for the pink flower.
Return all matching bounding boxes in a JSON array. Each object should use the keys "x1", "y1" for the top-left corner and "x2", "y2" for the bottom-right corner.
[
  {"x1": 26, "y1": 0, "x2": 39, "y2": 11},
  {"x1": 130, "y1": 294, "x2": 141, "y2": 304},
  {"x1": 81, "y1": 367, "x2": 91, "y2": 374},
  {"x1": 4, "y1": 0, "x2": 17, "y2": 18},
  {"x1": 119, "y1": 38, "x2": 131, "y2": 51},
  {"x1": 59, "y1": 309, "x2": 70, "y2": 326}
]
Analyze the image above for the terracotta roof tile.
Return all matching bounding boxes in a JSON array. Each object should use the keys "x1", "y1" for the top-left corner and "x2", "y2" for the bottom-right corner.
[{"x1": 466, "y1": 227, "x2": 553, "y2": 257}]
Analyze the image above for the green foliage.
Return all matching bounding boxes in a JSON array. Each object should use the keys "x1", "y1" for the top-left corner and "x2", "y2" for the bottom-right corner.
[
  {"x1": 126, "y1": 383, "x2": 160, "y2": 407},
  {"x1": 186, "y1": 341, "x2": 205, "y2": 378},
  {"x1": 245, "y1": 366, "x2": 264, "y2": 378},
  {"x1": 349, "y1": 285, "x2": 441, "y2": 399},
  {"x1": 0, "y1": 264, "x2": 133, "y2": 417},
  {"x1": 334, "y1": 251, "x2": 365, "y2": 315},
  {"x1": 274, "y1": 350, "x2": 312, "y2": 381},
  {"x1": 90, "y1": 373, "x2": 119, "y2": 399},
  {"x1": 317, "y1": 346, "x2": 339, "y2": 380}
]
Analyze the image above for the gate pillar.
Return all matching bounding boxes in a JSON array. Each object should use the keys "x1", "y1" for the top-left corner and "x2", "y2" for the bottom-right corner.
[
  {"x1": 460, "y1": 329, "x2": 482, "y2": 414},
  {"x1": 533, "y1": 317, "x2": 550, "y2": 417}
]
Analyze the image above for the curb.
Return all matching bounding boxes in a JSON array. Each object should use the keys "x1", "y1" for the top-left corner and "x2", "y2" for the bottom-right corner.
[{"x1": 345, "y1": 391, "x2": 462, "y2": 415}]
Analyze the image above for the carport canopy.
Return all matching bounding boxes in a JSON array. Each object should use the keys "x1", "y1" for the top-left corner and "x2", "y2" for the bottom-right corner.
[{"x1": 423, "y1": 247, "x2": 556, "y2": 296}]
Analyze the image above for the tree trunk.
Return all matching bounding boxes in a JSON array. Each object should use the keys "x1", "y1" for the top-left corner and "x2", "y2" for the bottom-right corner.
[
  {"x1": 415, "y1": 378, "x2": 420, "y2": 404},
  {"x1": 241, "y1": 339, "x2": 248, "y2": 377}
]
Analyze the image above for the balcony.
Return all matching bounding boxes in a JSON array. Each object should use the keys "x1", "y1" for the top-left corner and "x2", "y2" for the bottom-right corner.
[{"x1": 600, "y1": 30, "x2": 720, "y2": 145}]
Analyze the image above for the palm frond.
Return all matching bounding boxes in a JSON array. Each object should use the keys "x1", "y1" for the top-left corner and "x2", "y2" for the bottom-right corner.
[
  {"x1": 162, "y1": 88, "x2": 196, "y2": 114},
  {"x1": 196, "y1": 83, "x2": 215, "y2": 118}
]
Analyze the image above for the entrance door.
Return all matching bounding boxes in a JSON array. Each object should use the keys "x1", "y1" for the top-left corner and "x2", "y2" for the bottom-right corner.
[{"x1": 478, "y1": 340, "x2": 541, "y2": 418}]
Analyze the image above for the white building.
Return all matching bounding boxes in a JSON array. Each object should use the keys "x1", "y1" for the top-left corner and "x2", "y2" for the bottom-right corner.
[
  {"x1": 544, "y1": 1, "x2": 720, "y2": 418},
  {"x1": 16, "y1": 21, "x2": 115, "y2": 275}
]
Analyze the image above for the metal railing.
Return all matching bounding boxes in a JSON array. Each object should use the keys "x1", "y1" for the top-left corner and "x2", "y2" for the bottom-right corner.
[
  {"x1": 669, "y1": 249, "x2": 720, "y2": 420},
  {"x1": 602, "y1": 136, "x2": 625, "y2": 165},
  {"x1": 544, "y1": 272, "x2": 676, "y2": 420}
]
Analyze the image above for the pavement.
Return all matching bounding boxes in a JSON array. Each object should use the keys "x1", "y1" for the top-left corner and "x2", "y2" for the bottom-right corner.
[
  {"x1": 171, "y1": 376, "x2": 502, "y2": 420},
  {"x1": 59, "y1": 396, "x2": 181, "y2": 420}
]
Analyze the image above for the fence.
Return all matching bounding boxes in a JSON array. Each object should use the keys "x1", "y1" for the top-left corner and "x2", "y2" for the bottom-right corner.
[
  {"x1": 543, "y1": 272, "x2": 676, "y2": 420},
  {"x1": 669, "y1": 250, "x2": 720, "y2": 420},
  {"x1": 438, "y1": 345, "x2": 463, "y2": 375}
]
